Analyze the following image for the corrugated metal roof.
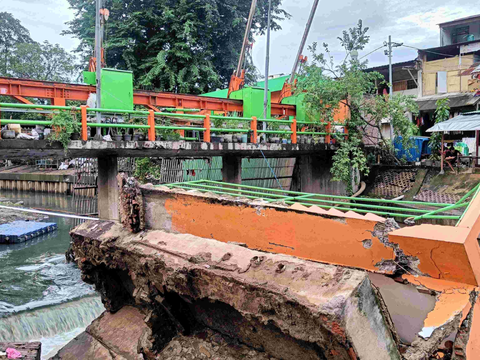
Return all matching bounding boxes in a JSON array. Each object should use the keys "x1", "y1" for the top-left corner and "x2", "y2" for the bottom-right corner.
[
  {"x1": 427, "y1": 111, "x2": 480, "y2": 132},
  {"x1": 416, "y1": 93, "x2": 480, "y2": 111},
  {"x1": 438, "y1": 14, "x2": 480, "y2": 26},
  {"x1": 365, "y1": 60, "x2": 416, "y2": 72}
]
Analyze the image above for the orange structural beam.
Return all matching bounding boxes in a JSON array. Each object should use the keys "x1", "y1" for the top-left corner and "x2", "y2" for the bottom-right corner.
[
  {"x1": 203, "y1": 114, "x2": 211, "y2": 142},
  {"x1": 250, "y1": 116, "x2": 257, "y2": 144},
  {"x1": 0, "y1": 77, "x2": 295, "y2": 117},
  {"x1": 80, "y1": 105, "x2": 88, "y2": 141}
]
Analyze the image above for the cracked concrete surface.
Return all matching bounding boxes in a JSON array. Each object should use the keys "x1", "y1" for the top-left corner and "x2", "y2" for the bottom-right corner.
[{"x1": 66, "y1": 220, "x2": 401, "y2": 360}]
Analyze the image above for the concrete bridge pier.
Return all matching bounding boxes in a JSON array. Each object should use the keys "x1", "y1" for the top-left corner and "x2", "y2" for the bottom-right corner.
[
  {"x1": 222, "y1": 155, "x2": 242, "y2": 184},
  {"x1": 97, "y1": 156, "x2": 119, "y2": 220},
  {"x1": 291, "y1": 154, "x2": 348, "y2": 195}
]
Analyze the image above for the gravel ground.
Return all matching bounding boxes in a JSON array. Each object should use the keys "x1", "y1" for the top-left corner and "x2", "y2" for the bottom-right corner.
[{"x1": 158, "y1": 329, "x2": 275, "y2": 360}]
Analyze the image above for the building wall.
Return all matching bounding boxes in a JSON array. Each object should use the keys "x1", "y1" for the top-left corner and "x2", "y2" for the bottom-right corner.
[
  {"x1": 422, "y1": 55, "x2": 475, "y2": 96},
  {"x1": 441, "y1": 21, "x2": 480, "y2": 46}
]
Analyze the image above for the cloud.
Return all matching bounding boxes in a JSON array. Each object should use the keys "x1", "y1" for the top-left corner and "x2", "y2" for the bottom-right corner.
[
  {"x1": 3, "y1": 0, "x2": 478, "y2": 78},
  {"x1": 2, "y1": 0, "x2": 79, "y2": 52},
  {"x1": 253, "y1": 0, "x2": 477, "y2": 75}
]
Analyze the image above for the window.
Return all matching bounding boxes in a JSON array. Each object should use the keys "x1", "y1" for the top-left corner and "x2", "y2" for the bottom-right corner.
[
  {"x1": 452, "y1": 26, "x2": 470, "y2": 44},
  {"x1": 437, "y1": 71, "x2": 447, "y2": 93},
  {"x1": 407, "y1": 79, "x2": 417, "y2": 90}
]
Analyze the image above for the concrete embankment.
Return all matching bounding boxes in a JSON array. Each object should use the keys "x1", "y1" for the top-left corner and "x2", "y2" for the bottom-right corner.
[
  {"x1": 60, "y1": 220, "x2": 401, "y2": 360},
  {"x1": 0, "y1": 166, "x2": 76, "y2": 195}
]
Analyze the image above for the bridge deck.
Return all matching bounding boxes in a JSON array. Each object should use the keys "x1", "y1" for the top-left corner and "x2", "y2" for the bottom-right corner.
[{"x1": 0, "y1": 140, "x2": 333, "y2": 160}]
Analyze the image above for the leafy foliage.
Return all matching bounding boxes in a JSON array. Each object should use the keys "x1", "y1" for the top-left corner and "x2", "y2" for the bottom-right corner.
[
  {"x1": 296, "y1": 20, "x2": 419, "y2": 193},
  {"x1": 0, "y1": 12, "x2": 33, "y2": 76},
  {"x1": 9, "y1": 41, "x2": 77, "y2": 82},
  {"x1": 63, "y1": 0, "x2": 289, "y2": 93},
  {"x1": 134, "y1": 158, "x2": 161, "y2": 182},
  {"x1": 0, "y1": 13, "x2": 78, "y2": 82},
  {"x1": 429, "y1": 99, "x2": 450, "y2": 159},
  {"x1": 48, "y1": 111, "x2": 81, "y2": 150}
]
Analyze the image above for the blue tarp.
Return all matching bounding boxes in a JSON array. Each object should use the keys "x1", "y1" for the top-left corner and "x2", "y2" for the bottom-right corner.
[
  {"x1": 394, "y1": 136, "x2": 431, "y2": 162},
  {"x1": 0, "y1": 221, "x2": 57, "y2": 244}
]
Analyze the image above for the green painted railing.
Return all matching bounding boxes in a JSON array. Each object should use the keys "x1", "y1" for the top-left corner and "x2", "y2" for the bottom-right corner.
[
  {"x1": 163, "y1": 180, "x2": 480, "y2": 222},
  {"x1": 0, "y1": 102, "x2": 348, "y2": 144}
]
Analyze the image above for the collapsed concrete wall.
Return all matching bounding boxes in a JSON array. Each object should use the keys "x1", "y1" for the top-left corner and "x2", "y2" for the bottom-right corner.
[
  {"x1": 64, "y1": 220, "x2": 401, "y2": 360},
  {"x1": 137, "y1": 184, "x2": 480, "y2": 286}
]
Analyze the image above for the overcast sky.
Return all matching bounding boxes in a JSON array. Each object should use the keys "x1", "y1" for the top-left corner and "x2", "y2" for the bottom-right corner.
[{"x1": 2, "y1": 0, "x2": 477, "y2": 77}]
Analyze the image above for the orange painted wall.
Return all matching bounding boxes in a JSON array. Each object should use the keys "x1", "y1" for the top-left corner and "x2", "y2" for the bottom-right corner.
[
  {"x1": 458, "y1": 193, "x2": 480, "y2": 286},
  {"x1": 390, "y1": 232, "x2": 476, "y2": 285},
  {"x1": 162, "y1": 193, "x2": 394, "y2": 272}
]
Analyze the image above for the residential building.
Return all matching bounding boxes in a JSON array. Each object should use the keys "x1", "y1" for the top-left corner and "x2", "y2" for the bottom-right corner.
[{"x1": 365, "y1": 14, "x2": 480, "y2": 139}]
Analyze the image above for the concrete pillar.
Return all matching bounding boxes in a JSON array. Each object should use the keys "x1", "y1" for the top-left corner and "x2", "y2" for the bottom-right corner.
[
  {"x1": 98, "y1": 156, "x2": 119, "y2": 220},
  {"x1": 291, "y1": 154, "x2": 348, "y2": 195},
  {"x1": 222, "y1": 155, "x2": 242, "y2": 184}
]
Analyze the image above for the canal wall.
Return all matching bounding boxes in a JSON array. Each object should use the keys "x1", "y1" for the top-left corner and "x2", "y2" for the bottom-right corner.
[{"x1": 0, "y1": 166, "x2": 95, "y2": 196}]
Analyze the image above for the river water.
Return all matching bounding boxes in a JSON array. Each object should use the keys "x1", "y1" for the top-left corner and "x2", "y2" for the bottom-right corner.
[{"x1": 0, "y1": 192, "x2": 104, "y2": 359}]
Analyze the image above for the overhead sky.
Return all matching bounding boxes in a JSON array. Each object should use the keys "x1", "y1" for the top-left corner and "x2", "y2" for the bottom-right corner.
[{"x1": 2, "y1": 0, "x2": 477, "y2": 77}]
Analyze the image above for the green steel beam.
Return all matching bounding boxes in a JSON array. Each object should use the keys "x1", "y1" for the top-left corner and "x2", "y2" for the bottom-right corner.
[
  {"x1": 210, "y1": 115, "x2": 250, "y2": 121},
  {"x1": 456, "y1": 183, "x2": 480, "y2": 204},
  {"x1": 284, "y1": 201, "x2": 460, "y2": 219},
  {"x1": 210, "y1": 128, "x2": 250, "y2": 133},
  {"x1": 155, "y1": 126, "x2": 206, "y2": 131},
  {"x1": 456, "y1": 183, "x2": 480, "y2": 226},
  {"x1": 257, "y1": 130, "x2": 293, "y2": 134},
  {"x1": 1, "y1": 119, "x2": 53, "y2": 126},
  {"x1": 166, "y1": 182, "x2": 454, "y2": 219},
  {"x1": 87, "y1": 122, "x2": 149, "y2": 129},
  {"x1": 413, "y1": 202, "x2": 469, "y2": 221},
  {"x1": 199, "y1": 180, "x2": 451, "y2": 207}
]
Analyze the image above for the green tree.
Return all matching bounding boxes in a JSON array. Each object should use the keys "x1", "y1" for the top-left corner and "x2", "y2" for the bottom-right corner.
[
  {"x1": 9, "y1": 41, "x2": 78, "y2": 82},
  {"x1": 0, "y1": 12, "x2": 34, "y2": 76},
  {"x1": 429, "y1": 99, "x2": 450, "y2": 159},
  {"x1": 296, "y1": 20, "x2": 419, "y2": 193},
  {"x1": 63, "y1": 0, "x2": 289, "y2": 93}
]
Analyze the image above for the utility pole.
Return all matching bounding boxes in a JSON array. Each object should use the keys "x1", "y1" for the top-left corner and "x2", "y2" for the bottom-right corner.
[
  {"x1": 387, "y1": 35, "x2": 393, "y2": 140},
  {"x1": 94, "y1": 0, "x2": 103, "y2": 139},
  {"x1": 263, "y1": 0, "x2": 272, "y2": 140},
  {"x1": 384, "y1": 35, "x2": 403, "y2": 141}
]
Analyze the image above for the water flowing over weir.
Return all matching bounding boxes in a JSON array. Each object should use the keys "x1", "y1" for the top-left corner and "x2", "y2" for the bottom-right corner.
[
  {"x1": 0, "y1": 297, "x2": 105, "y2": 357},
  {"x1": 0, "y1": 192, "x2": 104, "y2": 358}
]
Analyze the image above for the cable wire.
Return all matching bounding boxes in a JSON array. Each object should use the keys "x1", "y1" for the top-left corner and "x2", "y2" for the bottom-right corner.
[
  {"x1": 259, "y1": 147, "x2": 284, "y2": 191},
  {"x1": 359, "y1": 45, "x2": 386, "y2": 60}
]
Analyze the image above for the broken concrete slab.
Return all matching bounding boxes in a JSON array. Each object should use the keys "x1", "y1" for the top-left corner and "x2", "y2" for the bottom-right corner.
[
  {"x1": 399, "y1": 275, "x2": 479, "y2": 360},
  {"x1": 140, "y1": 185, "x2": 396, "y2": 274},
  {"x1": 52, "y1": 306, "x2": 149, "y2": 360},
  {"x1": 51, "y1": 332, "x2": 115, "y2": 360},
  {"x1": 68, "y1": 220, "x2": 401, "y2": 360}
]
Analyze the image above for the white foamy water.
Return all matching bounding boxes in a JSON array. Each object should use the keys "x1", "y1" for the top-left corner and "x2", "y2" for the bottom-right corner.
[{"x1": 0, "y1": 296, "x2": 105, "y2": 359}]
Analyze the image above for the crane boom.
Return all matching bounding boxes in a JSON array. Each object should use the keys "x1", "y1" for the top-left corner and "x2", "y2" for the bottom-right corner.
[
  {"x1": 228, "y1": 0, "x2": 257, "y2": 97},
  {"x1": 288, "y1": 0, "x2": 320, "y2": 84},
  {"x1": 236, "y1": 0, "x2": 257, "y2": 77}
]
